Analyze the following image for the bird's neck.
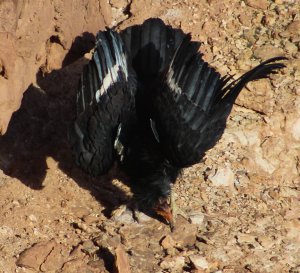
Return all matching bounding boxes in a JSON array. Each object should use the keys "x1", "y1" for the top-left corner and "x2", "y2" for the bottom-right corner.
[{"x1": 121, "y1": 122, "x2": 181, "y2": 207}]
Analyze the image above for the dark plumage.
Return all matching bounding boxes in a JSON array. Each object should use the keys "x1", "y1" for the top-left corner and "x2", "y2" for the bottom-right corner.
[
  {"x1": 69, "y1": 30, "x2": 136, "y2": 176},
  {"x1": 69, "y1": 18, "x2": 286, "y2": 226}
]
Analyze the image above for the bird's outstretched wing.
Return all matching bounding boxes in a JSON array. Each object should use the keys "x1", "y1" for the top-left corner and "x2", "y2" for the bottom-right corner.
[
  {"x1": 69, "y1": 30, "x2": 136, "y2": 176},
  {"x1": 152, "y1": 35, "x2": 286, "y2": 167}
]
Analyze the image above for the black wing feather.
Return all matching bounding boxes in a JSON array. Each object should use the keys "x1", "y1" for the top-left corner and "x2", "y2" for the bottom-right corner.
[
  {"x1": 152, "y1": 35, "x2": 286, "y2": 167},
  {"x1": 69, "y1": 30, "x2": 136, "y2": 176},
  {"x1": 121, "y1": 18, "x2": 185, "y2": 83}
]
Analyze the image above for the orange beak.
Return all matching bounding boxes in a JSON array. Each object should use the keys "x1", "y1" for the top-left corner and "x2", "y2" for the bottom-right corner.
[{"x1": 154, "y1": 198, "x2": 174, "y2": 231}]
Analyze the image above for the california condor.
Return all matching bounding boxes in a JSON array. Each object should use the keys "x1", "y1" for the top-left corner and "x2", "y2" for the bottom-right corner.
[{"x1": 69, "y1": 18, "x2": 286, "y2": 228}]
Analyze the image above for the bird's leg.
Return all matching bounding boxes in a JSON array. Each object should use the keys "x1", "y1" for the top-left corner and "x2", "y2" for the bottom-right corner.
[
  {"x1": 131, "y1": 202, "x2": 144, "y2": 223},
  {"x1": 170, "y1": 190, "x2": 190, "y2": 224},
  {"x1": 111, "y1": 200, "x2": 143, "y2": 223},
  {"x1": 111, "y1": 204, "x2": 130, "y2": 218}
]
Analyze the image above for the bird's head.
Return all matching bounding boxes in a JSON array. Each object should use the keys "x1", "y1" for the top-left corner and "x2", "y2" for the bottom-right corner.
[
  {"x1": 153, "y1": 196, "x2": 174, "y2": 229},
  {"x1": 132, "y1": 162, "x2": 180, "y2": 229}
]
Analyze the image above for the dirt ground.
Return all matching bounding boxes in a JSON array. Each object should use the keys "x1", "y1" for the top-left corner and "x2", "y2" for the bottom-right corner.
[{"x1": 0, "y1": 0, "x2": 300, "y2": 272}]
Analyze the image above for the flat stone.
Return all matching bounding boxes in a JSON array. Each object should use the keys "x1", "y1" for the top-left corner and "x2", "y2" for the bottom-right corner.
[
  {"x1": 245, "y1": 0, "x2": 269, "y2": 10},
  {"x1": 16, "y1": 240, "x2": 57, "y2": 271},
  {"x1": 71, "y1": 207, "x2": 90, "y2": 218},
  {"x1": 239, "y1": 13, "x2": 252, "y2": 27},
  {"x1": 40, "y1": 243, "x2": 69, "y2": 272},
  {"x1": 236, "y1": 233, "x2": 256, "y2": 244},
  {"x1": 256, "y1": 236, "x2": 274, "y2": 249},
  {"x1": 88, "y1": 261, "x2": 108, "y2": 273},
  {"x1": 60, "y1": 258, "x2": 88, "y2": 273},
  {"x1": 81, "y1": 240, "x2": 99, "y2": 256},
  {"x1": 285, "y1": 220, "x2": 300, "y2": 242},
  {"x1": 282, "y1": 21, "x2": 300, "y2": 39},
  {"x1": 208, "y1": 167, "x2": 235, "y2": 187},
  {"x1": 189, "y1": 255, "x2": 209, "y2": 270},
  {"x1": 161, "y1": 235, "x2": 176, "y2": 250},
  {"x1": 114, "y1": 245, "x2": 131, "y2": 273},
  {"x1": 172, "y1": 217, "x2": 197, "y2": 247},
  {"x1": 160, "y1": 256, "x2": 185, "y2": 271},
  {"x1": 286, "y1": 20, "x2": 300, "y2": 36},
  {"x1": 284, "y1": 198, "x2": 300, "y2": 220},
  {"x1": 253, "y1": 45, "x2": 284, "y2": 60},
  {"x1": 0, "y1": 226, "x2": 13, "y2": 237},
  {"x1": 189, "y1": 212, "x2": 205, "y2": 225},
  {"x1": 82, "y1": 214, "x2": 100, "y2": 224},
  {"x1": 285, "y1": 41, "x2": 298, "y2": 55}
]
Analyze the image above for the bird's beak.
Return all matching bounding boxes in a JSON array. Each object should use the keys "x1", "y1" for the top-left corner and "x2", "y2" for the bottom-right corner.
[{"x1": 154, "y1": 198, "x2": 174, "y2": 231}]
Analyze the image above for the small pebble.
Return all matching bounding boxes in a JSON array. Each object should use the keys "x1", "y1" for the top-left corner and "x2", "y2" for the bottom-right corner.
[{"x1": 189, "y1": 255, "x2": 209, "y2": 270}]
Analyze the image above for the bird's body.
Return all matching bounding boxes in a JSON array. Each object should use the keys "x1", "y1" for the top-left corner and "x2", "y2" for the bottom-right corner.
[{"x1": 69, "y1": 19, "x2": 286, "y2": 225}]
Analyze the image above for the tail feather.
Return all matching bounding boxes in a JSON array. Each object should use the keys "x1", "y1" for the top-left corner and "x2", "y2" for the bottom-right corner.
[{"x1": 220, "y1": 56, "x2": 287, "y2": 103}]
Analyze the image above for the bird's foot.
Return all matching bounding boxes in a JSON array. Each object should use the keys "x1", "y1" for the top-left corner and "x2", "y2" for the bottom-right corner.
[
  {"x1": 111, "y1": 202, "x2": 144, "y2": 224},
  {"x1": 111, "y1": 204, "x2": 129, "y2": 218}
]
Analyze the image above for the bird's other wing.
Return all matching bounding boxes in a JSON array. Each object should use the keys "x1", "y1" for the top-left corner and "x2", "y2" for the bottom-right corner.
[
  {"x1": 152, "y1": 34, "x2": 286, "y2": 167},
  {"x1": 120, "y1": 18, "x2": 185, "y2": 83},
  {"x1": 69, "y1": 30, "x2": 136, "y2": 176}
]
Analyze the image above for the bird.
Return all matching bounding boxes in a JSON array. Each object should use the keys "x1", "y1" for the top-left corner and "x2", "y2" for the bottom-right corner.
[{"x1": 69, "y1": 18, "x2": 286, "y2": 229}]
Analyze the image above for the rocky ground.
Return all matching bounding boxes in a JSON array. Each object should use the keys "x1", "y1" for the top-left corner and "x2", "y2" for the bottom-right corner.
[{"x1": 0, "y1": 0, "x2": 299, "y2": 272}]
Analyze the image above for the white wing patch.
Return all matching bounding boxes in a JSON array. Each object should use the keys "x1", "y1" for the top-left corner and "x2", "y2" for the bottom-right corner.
[
  {"x1": 95, "y1": 63, "x2": 120, "y2": 102},
  {"x1": 94, "y1": 31, "x2": 129, "y2": 103},
  {"x1": 167, "y1": 67, "x2": 182, "y2": 95}
]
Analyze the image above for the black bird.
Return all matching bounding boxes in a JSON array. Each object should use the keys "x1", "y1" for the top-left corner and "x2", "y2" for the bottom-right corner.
[{"x1": 69, "y1": 19, "x2": 286, "y2": 227}]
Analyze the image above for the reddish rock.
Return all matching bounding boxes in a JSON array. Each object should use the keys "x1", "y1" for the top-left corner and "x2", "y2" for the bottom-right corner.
[
  {"x1": 16, "y1": 239, "x2": 57, "y2": 271},
  {"x1": 281, "y1": 20, "x2": 300, "y2": 41},
  {"x1": 60, "y1": 259, "x2": 108, "y2": 273},
  {"x1": 172, "y1": 217, "x2": 197, "y2": 248},
  {"x1": 60, "y1": 258, "x2": 88, "y2": 273},
  {"x1": 114, "y1": 245, "x2": 132, "y2": 273},
  {"x1": 245, "y1": 0, "x2": 269, "y2": 10},
  {"x1": 160, "y1": 235, "x2": 176, "y2": 250},
  {"x1": 253, "y1": 45, "x2": 285, "y2": 60},
  {"x1": 0, "y1": 0, "x2": 111, "y2": 135},
  {"x1": 40, "y1": 243, "x2": 69, "y2": 272},
  {"x1": 160, "y1": 256, "x2": 185, "y2": 271}
]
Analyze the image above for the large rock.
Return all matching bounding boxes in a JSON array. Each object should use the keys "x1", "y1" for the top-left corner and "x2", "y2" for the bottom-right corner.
[
  {"x1": 16, "y1": 239, "x2": 68, "y2": 271},
  {"x1": 245, "y1": 0, "x2": 269, "y2": 10},
  {"x1": 0, "y1": 0, "x2": 111, "y2": 134}
]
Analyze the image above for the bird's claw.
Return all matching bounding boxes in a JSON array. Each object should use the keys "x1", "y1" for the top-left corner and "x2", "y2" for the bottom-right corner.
[
  {"x1": 111, "y1": 203, "x2": 142, "y2": 224},
  {"x1": 111, "y1": 204, "x2": 128, "y2": 219}
]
